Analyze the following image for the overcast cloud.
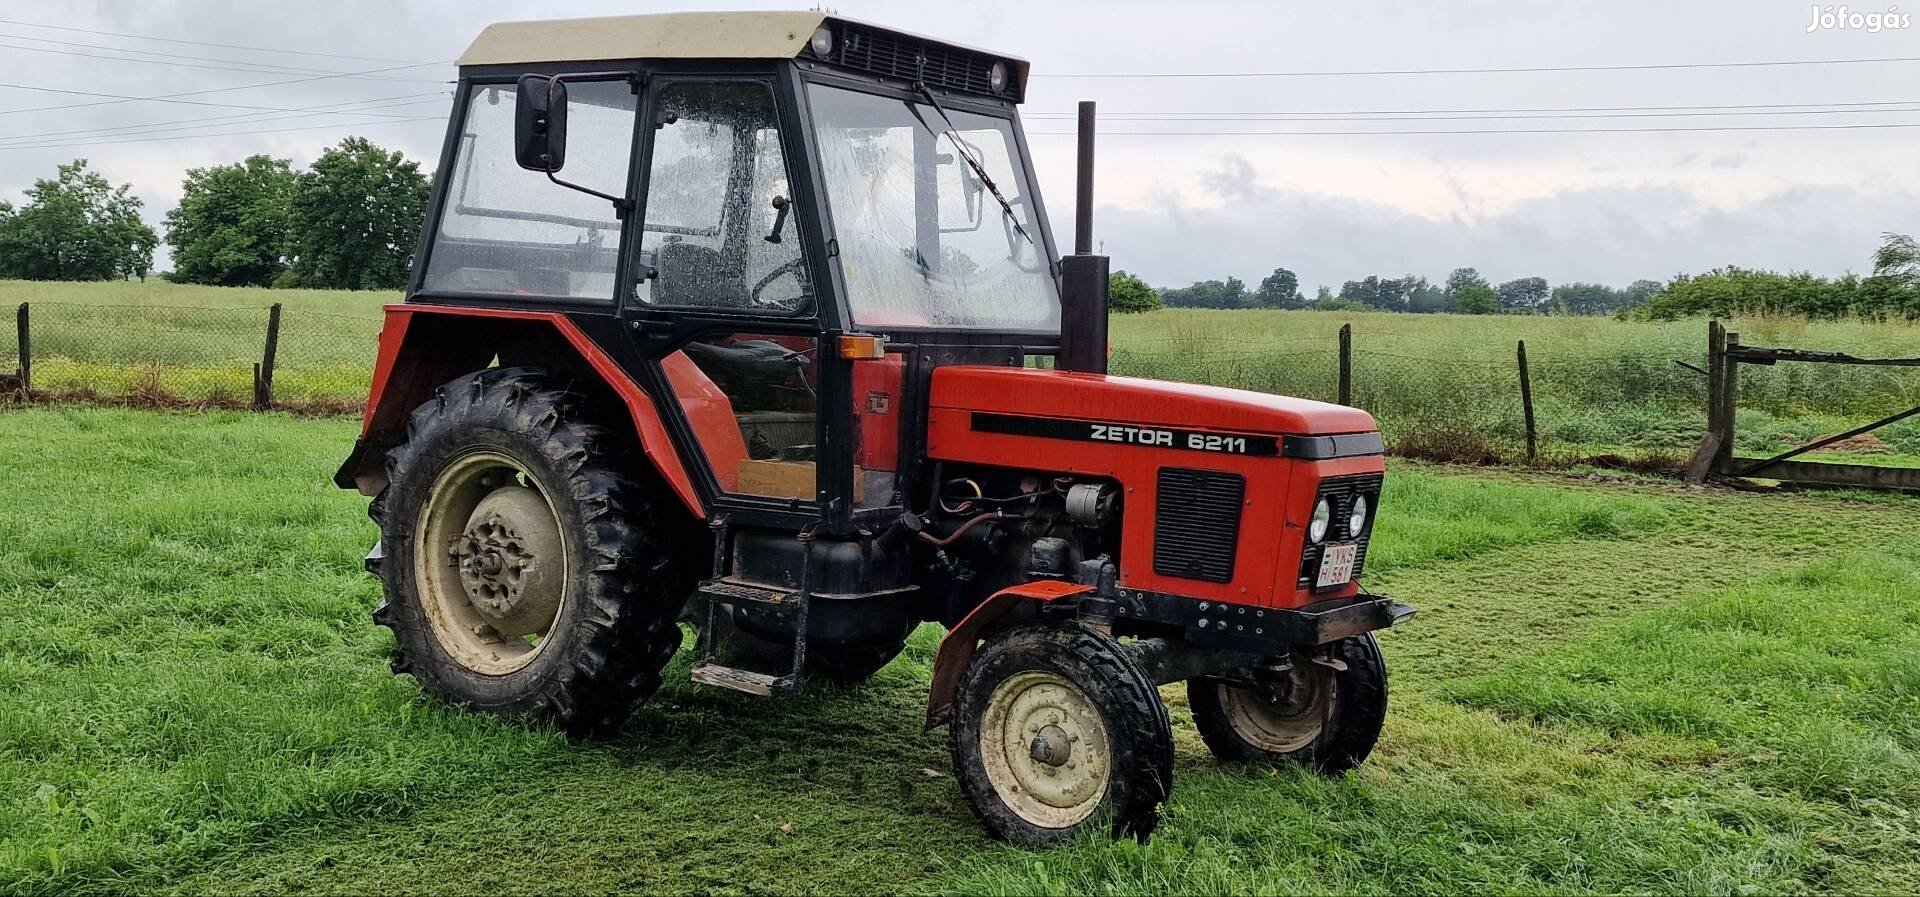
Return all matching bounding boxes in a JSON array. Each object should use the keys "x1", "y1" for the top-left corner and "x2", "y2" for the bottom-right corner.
[{"x1": 2, "y1": 0, "x2": 1916, "y2": 291}]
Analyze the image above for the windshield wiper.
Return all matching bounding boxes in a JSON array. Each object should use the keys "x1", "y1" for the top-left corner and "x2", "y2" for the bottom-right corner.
[{"x1": 909, "y1": 82, "x2": 1032, "y2": 247}]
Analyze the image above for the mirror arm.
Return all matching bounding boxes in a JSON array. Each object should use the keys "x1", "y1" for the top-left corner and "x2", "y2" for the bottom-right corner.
[{"x1": 543, "y1": 170, "x2": 633, "y2": 219}]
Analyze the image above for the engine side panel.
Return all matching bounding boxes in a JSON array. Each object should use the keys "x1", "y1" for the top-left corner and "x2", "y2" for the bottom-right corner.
[{"x1": 926, "y1": 365, "x2": 1385, "y2": 609}]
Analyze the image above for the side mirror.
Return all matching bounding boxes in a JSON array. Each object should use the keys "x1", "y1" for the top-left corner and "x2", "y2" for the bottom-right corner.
[{"x1": 514, "y1": 74, "x2": 569, "y2": 172}]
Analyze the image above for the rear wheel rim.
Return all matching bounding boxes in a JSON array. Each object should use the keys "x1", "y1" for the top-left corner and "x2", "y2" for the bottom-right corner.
[
  {"x1": 414, "y1": 451, "x2": 568, "y2": 676},
  {"x1": 1219, "y1": 662, "x2": 1335, "y2": 754},
  {"x1": 978, "y1": 670, "x2": 1111, "y2": 829}
]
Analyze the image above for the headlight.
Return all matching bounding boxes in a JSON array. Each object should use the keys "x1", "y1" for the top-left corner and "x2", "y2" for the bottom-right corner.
[
  {"x1": 988, "y1": 61, "x2": 1009, "y2": 92},
  {"x1": 1309, "y1": 498, "x2": 1331, "y2": 543},
  {"x1": 1349, "y1": 494, "x2": 1369, "y2": 538},
  {"x1": 809, "y1": 26, "x2": 834, "y2": 57}
]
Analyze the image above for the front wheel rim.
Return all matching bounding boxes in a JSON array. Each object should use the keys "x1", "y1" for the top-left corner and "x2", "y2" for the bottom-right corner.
[
  {"x1": 978, "y1": 670, "x2": 1112, "y2": 829},
  {"x1": 414, "y1": 451, "x2": 568, "y2": 676},
  {"x1": 1219, "y1": 661, "x2": 1335, "y2": 754}
]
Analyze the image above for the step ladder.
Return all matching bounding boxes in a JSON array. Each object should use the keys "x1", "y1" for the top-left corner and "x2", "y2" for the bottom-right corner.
[{"x1": 687, "y1": 520, "x2": 815, "y2": 697}]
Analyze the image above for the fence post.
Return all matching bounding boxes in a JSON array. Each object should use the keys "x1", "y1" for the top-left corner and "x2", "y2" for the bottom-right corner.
[
  {"x1": 14, "y1": 302, "x2": 27, "y2": 396},
  {"x1": 1719, "y1": 330, "x2": 1740, "y2": 470},
  {"x1": 254, "y1": 302, "x2": 282, "y2": 410},
  {"x1": 1517, "y1": 339, "x2": 1537, "y2": 463},
  {"x1": 1337, "y1": 323, "x2": 1352, "y2": 406},
  {"x1": 1685, "y1": 320, "x2": 1727, "y2": 483}
]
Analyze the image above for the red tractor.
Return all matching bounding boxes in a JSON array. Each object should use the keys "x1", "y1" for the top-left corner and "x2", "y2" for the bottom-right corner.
[{"x1": 337, "y1": 11, "x2": 1413, "y2": 845}]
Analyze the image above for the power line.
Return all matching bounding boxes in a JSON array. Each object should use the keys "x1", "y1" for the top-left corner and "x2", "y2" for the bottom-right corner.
[
  {"x1": 1023, "y1": 98, "x2": 1920, "y2": 117},
  {"x1": 0, "y1": 38, "x2": 445, "y2": 83},
  {"x1": 0, "y1": 115, "x2": 446, "y2": 152},
  {"x1": 0, "y1": 62, "x2": 450, "y2": 117},
  {"x1": 1026, "y1": 121, "x2": 1920, "y2": 136},
  {"x1": 1023, "y1": 105, "x2": 1920, "y2": 123},
  {"x1": 0, "y1": 93, "x2": 448, "y2": 144},
  {"x1": 0, "y1": 17, "x2": 426, "y2": 64},
  {"x1": 1045, "y1": 55, "x2": 1920, "y2": 78}
]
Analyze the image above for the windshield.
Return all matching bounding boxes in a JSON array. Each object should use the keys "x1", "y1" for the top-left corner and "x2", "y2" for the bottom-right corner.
[{"x1": 808, "y1": 84, "x2": 1058, "y2": 331}]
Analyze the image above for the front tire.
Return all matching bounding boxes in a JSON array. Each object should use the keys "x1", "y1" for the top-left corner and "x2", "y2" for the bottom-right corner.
[
  {"x1": 373, "y1": 367, "x2": 693, "y2": 739},
  {"x1": 949, "y1": 624, "x2": 1173, "y2": 846},
  {"x1": 1187, "y1": 634, "x2": 1388, "y2": 773}
]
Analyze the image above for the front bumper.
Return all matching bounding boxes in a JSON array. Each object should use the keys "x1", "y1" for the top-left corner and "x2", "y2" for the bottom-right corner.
[{"x1": 1112, "y1": 588, "x2": 1415, "y2": 653}]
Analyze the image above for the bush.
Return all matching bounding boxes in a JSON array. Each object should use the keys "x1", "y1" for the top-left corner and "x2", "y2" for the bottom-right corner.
[{"x1": 1108, "y1": 270, "x2": 1161, "y2": 313}]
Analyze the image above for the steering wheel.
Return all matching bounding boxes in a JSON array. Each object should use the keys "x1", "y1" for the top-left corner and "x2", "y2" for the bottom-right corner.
[{"x1": 751, "y1": 258, "x2": 810, "y2": 310}]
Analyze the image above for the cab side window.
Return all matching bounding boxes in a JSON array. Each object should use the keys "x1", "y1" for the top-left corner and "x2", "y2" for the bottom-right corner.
[
  {"x1": 636, "y1": 82, "x2": 809, "y2": 312},
  {"x1": 423, "y1": 79, "x2": 636, "y2": 300}
]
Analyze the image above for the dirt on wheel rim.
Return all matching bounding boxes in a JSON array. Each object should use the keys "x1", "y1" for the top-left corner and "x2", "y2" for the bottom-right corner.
[
  {"x1": 978, "y1": 670, "x2": 1113, "y2": 829},
  {"x1": 1219, "y1": 662, "x2": 1334, "y2": 754},
  {"x1": 413, "y1": 450, "x2": 569, "y2": 676}
]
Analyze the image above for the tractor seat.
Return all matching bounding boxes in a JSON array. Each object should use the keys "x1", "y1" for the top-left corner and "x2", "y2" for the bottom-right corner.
[{"x1": 654, "y1": 242, "x2": 745, "y2": 308}]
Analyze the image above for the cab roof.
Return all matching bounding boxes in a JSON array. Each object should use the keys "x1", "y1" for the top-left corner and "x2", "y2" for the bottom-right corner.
[{"x1": 457, "y1": 10, "x2": 1027, "y2": 73}]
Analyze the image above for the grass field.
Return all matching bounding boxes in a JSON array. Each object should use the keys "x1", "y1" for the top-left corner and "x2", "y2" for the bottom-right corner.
[
  {"x1": 3, "y1": 407, "x2": 1919, "y2": 895},
  {"x1": 5, "y1": 280, "x2": 1919, "y2": 463}
]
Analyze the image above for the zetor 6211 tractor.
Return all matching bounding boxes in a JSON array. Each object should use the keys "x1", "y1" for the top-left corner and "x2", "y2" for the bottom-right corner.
[{"x1": 337, "y1": 11, "x2": 1414, "y2": 845}]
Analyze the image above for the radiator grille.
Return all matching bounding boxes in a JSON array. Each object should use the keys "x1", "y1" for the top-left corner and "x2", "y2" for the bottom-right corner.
[
  {"x1": 1298, "y1": 473, "x2": 1384, "y2": 591},
  {"x1": 1153, "y1": 468, "x2": 1245, "y2": 583},
  {"x1": 829, "y1": 25, "x2": 1012, "y2": 99}
]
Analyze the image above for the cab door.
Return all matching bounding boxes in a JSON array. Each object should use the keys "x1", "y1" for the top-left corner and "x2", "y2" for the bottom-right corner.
[{"x1": 622, "y1": 76, "x2": 833, "y2": 514}]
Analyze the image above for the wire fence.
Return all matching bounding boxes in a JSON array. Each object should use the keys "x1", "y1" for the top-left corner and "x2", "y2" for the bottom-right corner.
[{"x1": 5, "y1": 300, "x2": 1917, "y2": 468}]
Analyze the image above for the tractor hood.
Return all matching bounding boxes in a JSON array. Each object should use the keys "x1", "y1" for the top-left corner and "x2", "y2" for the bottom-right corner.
[{"x1": 928, "y1": 366, "x2": 1377, "y2": 437}]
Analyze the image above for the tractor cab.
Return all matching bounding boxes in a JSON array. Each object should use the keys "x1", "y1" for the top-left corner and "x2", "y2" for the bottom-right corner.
[{"x1": 339, "y1": 11, "x2": 1413, "y2": 848}]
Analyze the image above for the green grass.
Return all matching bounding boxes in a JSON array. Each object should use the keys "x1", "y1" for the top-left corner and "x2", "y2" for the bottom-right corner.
[
  {"x1": 3, "y1": 407, "x2": 1919, "y2": 894},
  {"x1": 7, "y1": 280, "x2": 1919, "y2": 460}
]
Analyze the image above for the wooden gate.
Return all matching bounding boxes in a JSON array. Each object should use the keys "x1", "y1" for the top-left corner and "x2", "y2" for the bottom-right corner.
[{"x1": 1685, "y1": 320, "x2": 1920, "y2": 492}]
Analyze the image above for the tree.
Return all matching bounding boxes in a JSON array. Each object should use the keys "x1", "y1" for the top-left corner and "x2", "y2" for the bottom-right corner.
[
  {"x1": 1108, "y1": 270, "x2": 1161, "y2": 313},
  {"x1": 1495, "y1": 276, "x2": 1550, "y2": 311},
  {"x1": 1253, "y1": 267, "x2": 1304, "y2": 308},
  {"x1": 0, "y1": 159, "x2": 156, "y2": 281},
  {"x1": 1444, "y1": 267, "x2": 1488, "y2": 300},
  {"x1": 284, "y1": 137, "x2": 431, "y2": 290},
  {"x1": 1160, "y1": 276, "x2": 1248, "y2": 309},
  {"x1": 1313, "y1": 285, "x2": 1334, "y2": 303},
  {"x1": 1456, "y1": 283, "x2": 1498, "y2": 314},
  {"x1": 165, "y1": 154, "x2": 296, "y2": 287},
  {"x1": 1338, "y1": 275, "x2": 1408, "y2": 311},
  {"x1": 1550, "y1": 282, "x2": 1623, "y2": 316}
]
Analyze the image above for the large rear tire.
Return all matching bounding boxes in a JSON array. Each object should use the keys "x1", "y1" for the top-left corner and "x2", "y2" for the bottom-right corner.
[
  {"x1": 372, "y1": 367, "x2": 695, "y2": 739},
  {"x1": 1187, "y1": 634, "x2": 1387, "y2": 773},
  {"x1": 949, "y1": 624, "x2": 1173, "y2": 846}
]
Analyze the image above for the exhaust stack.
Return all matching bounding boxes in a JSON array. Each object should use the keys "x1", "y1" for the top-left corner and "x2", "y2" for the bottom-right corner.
[{"x1": 1057, "y1": 100, "x2": 1109, "y2": 375}]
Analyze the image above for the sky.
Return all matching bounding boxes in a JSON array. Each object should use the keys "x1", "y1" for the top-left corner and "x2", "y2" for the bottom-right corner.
[{"x1": 2, "y1": 0, "x2": 1917, "y2": 292}]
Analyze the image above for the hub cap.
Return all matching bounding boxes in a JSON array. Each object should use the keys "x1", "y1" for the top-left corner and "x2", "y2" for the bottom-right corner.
[
  {"x1": 414, "y1": 452, "x2": 568, "y2": 675},
  {"x1": 1219, "y1": 660, "x2": 1335, "y2": 753},
  {"x1": 979, "y1": 671, "x2": 1111, "y2": 828}
]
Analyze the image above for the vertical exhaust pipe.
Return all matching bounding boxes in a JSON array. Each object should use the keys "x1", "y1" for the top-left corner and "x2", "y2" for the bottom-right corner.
[{"x1": 1058, "y1": 100, "x2": 1109, "y2": 374}]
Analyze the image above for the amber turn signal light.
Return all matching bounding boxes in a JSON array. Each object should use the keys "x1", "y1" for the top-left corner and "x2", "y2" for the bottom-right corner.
[{"x1": 838, "y1": 334, "x2": 886, "y2": 360}]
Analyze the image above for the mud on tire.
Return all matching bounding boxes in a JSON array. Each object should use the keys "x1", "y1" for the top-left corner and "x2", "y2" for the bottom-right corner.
[
  {"x1": 949, "y1": 624, "x2": 1173, "y2": 846},
  {"x1": 1187, "y1": 633, "x2": 1387, "y2": 773},
  {"x1": 372, "y1": 366, "x2": 696, "y2": 739}
]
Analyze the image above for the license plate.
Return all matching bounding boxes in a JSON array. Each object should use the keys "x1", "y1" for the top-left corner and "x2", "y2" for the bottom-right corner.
[{"x1": 1316, "y1": 543, "x2": 1358, "y2": 587}]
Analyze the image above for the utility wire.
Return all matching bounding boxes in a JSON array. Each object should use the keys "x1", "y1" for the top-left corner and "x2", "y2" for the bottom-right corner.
[
  {"x1": 0, "y1": 62, "x2": 450, "y2": 117},
  {"x1": 0, "y1": 38, "x2": 445, "y2": 83},
  {"x1": 1023, "y1": 105, "x2": 1920, "y2": 123},
  {"x1": 0, "y1": 115, "x2": 445, "y2": 151},
  {"x1": 1047, "y1": 55, "x2": 1920, "y2": 78},
  {"x1": 0, "y1": 93, "x2": 448, "y2": 144},
  {"x1": 0, "y1": 16, "x2": 427, "y2": 63},
  {"x1": 1026, "y1": 121, "x2": 1920, "y2": 136},
  {"x1": 1024, "y1": 98, "x2": 1920, "y2": 117}
]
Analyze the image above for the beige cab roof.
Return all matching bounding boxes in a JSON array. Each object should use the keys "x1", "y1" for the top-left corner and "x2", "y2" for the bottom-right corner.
[
  {"x1": 460, "y1": 10, "x2": 826, "y2": 67},
  {"x1": 457, "y1": 11, "x2": 1027, "y2": 80}
]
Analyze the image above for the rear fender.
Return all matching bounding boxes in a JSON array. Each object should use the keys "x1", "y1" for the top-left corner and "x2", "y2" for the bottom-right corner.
[
  {"x1": 924, "y1": 579, "x2": 1094, "y2": 729},
  {"x1": 335, "y1": 304, "x2": 704, "y2": 519}
]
